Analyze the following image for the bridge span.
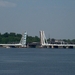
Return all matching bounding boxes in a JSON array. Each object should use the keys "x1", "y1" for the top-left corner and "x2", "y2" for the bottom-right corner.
[
  {"x1": 41, "y1": 44, "x2": 75, "y2": 48},
  {"x1": 39, "y1": 31, "x2": 75, "y2": 48},
  {"x1": 0, "y1": 31, "x2": 27, "y2": 48}
]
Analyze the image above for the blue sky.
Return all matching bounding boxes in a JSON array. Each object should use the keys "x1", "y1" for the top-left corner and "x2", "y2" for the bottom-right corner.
[{"x1": 0, "y1": 0, "x2": 75, "y2": 39}]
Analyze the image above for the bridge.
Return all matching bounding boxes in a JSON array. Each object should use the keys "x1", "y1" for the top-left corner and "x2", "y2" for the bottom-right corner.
[
  {"x1": 0, "y1": 31, "x2": 27, "y2": 48},
  {"x1": 39, "y1": 31, "x2": 75, "y2": 48}
]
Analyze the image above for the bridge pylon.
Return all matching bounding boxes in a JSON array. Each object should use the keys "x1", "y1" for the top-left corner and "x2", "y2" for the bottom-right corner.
[
  {"x1": 39, "y1": 31, "x2": 48, "y2": 46},
  {"x1": 19, "y1": 31, "x2": 27, "y2": 47}
]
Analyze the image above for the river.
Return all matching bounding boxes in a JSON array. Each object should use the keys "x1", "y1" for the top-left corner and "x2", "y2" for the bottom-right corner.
[{"x1": 0, "y1": 48, "x2": 75, "y2": 75}]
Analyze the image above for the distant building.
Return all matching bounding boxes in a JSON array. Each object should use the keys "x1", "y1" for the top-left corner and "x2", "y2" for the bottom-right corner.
[{"x1": 55, "y1": 40, "x2": 65, "y2": 44}]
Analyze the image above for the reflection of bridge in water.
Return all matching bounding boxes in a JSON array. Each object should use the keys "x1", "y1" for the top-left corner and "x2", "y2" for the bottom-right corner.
[{"x1": 40, "y1": 31, "x2": 75, "y2": 49}]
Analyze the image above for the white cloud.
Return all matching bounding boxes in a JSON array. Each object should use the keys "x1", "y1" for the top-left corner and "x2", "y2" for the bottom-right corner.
[{"x1": 0, "y1": 1, "x2": 17, "y2": 7}]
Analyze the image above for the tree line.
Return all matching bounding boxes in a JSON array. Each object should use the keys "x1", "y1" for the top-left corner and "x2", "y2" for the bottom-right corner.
[
  {"x1": 0, "y1": 32, "x2": 75, "y2": 44},
  {"x1": 0, "y1": 32, "x2": 40, "y2": 44}
]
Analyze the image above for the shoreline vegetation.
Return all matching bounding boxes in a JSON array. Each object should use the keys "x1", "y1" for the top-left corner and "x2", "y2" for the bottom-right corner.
[{"x1": 0, "y1": 32, "x2": 75, "y2": 44}]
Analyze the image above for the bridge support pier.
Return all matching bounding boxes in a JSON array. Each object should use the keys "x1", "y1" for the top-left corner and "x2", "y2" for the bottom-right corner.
[{"x1": 52, "y1": 45, "x2": 54, "y2": 48}]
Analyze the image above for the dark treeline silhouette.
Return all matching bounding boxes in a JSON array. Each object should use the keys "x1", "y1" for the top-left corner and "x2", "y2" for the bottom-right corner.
[
  {"x1": 0, "y1": 32, "x2": 21, "y2": 44},
  {"x1": 0, "y1": 32, "x2": 75, "y2": 44},
  {"x1": 0, "y1": 32, "x2": 40, "y2": 44},
  {"x1": 47, "y1": 38, "x2": 75, "y2": 44}
]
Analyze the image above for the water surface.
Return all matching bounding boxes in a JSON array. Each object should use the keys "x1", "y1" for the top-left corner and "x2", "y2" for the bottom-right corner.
[{"x1": 0, "y1": 48, "x2": 75, "y2": 75}]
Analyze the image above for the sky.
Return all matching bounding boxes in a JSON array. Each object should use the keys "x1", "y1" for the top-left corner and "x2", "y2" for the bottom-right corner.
[{"x1": 0, "y1": 0, "x2": 75, "y2": 39}]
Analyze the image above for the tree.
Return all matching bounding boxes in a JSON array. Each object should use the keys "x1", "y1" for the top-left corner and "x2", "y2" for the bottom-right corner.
[
  {"x1": 3, "y1": 32, "x2": 9, "y2": 37},
  {"x1": 51, "y1": 38, "x2": 55, "y2": 44}
]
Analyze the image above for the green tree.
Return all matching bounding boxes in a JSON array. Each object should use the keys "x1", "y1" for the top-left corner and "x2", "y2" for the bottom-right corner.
[{"x1": 3, "y1": 32, "x2": 9, "y2": 37}]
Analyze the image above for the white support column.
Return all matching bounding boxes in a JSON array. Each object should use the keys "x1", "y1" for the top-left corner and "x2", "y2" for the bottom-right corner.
[
  {"x1": 39, "y1": 30, "x2": 48, "y2": 46},
  {"x1": 20, "y1": 31, "x2": 27, "y2": 47}
]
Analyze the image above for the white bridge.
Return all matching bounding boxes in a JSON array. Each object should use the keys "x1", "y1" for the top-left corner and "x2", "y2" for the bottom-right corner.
[
  {"x1": 0, "y1": 31, "x2": 27, "y2": 48},
  {"x1": 40, "y1": 31, "x2": 75, "y2": 48}
]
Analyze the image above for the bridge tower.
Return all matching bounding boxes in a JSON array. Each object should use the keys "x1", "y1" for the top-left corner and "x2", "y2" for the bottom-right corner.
[
  {"x1": 20, "y1": 31, "x2": 27, "y2": 47},
  {"x1": 39, "y1": 31, "x2": 48, "y2": 46}
]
